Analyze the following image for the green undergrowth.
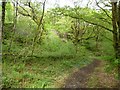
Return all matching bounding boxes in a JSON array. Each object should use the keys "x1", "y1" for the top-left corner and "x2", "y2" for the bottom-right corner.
[{"x1": 2, "y1": 49, "x2": 93, "y2": 88}]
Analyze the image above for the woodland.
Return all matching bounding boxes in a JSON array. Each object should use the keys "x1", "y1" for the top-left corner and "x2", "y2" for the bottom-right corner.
[{"x1": 1, "y1": 0, "x2": 120, "y2": 88}]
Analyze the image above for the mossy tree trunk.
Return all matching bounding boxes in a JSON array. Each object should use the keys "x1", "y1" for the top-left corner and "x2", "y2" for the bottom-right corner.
[
  {"x1": 111, "y1": 1, "x2": 120, "y2": 59},
  {"x1": 31, "y1": 0, "x2": 46, "y2": 56}
]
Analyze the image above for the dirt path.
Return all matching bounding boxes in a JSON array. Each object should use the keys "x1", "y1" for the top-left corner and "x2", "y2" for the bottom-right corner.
[{"x1": 62, "y1": 59, "x2": 118, "y2": 88}]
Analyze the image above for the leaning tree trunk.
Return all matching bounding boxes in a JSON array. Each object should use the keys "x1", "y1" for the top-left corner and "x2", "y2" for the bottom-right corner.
[
  {"x1": 112, "y1": 2, "x2": 119, "y2": 59},
  {"x1": 31, "y1": 0, "x2": 46, "y2": 56}
]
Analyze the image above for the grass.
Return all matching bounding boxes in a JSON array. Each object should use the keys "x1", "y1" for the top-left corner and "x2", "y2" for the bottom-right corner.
[
  {"x1": 2, "y1": 23, "x2": 117, "y2": 88},
  {"x1": 2, "y1": 52, "x2": 93, "y2": 88},
  {"x1": 2, "y1": 37, "x2": 118, "y2": 88}
]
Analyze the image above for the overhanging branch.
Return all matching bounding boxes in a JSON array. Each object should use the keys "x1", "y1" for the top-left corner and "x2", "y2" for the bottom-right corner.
[
  {"x1": 60, "y1": 12, "x2": 113, "y2": 33},
  {"x1": 79, "y1": 17, "x2": 113, "y2": 33}
]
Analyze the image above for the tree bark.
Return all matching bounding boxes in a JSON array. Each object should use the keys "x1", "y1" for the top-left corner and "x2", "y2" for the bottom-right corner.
[
  {"x1": 2, "y1": 0, "x2": 6, "y2": 32},
  {"x1": 118, "y1": 1, "x2": 120, "y2": 85},
  {"x1": 118, "y1": 1, "x2": 120, "y2": 58},
  {"x1": 112, "y1": 2, "x2": 119, "y2": 58}
]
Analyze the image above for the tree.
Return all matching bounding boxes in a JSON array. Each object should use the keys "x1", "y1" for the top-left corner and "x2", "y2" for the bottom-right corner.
[
  {"x1": 111, "y1": 1, "x2": 120, "y2": 59},
  {"x1": 31, "y1": 0, "x2": 46, "y2": 55},
  {"x1": 54, "y1": 0, "x2": 120, "y2": 59},
  {"x1": 2, "y1": 0, "x2": 6, "y2": 32},
  {"x1": 14, "y1": 0, "x2": 46, "y2": 55}
]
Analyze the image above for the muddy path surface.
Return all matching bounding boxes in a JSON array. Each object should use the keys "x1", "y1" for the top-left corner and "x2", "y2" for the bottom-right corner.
[{"x1": 62, "y1": 59, "x2": 118, "y2": 88}]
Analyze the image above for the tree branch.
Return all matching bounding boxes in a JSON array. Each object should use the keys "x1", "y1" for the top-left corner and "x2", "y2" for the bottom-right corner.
[
  {"x1": 101, "y1": 34, "x2": 113, "y2": 42},
  {"x1": 79, "y1": 17, "x2": 113, "y2": 33},
  {"x1": 95, "y1": 0, "x2": 112, "y2": 20},
  {"x1": 18, "y1": 3, "x2": 39, "y2": 25},
  {"x1": 98, "y1": 17, "x2": 112, "y2": 25},
  {"x1": 60, "y1": 12, "x2": 113, "y2": 33},
  {"x1": 31, "y1": 0, "x2": 46, "y2": 55}
]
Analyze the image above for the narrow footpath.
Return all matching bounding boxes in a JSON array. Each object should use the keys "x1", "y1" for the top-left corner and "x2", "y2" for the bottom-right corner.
[{"x1": 63, "y1": 59, "x2": 118, "y2": 88}]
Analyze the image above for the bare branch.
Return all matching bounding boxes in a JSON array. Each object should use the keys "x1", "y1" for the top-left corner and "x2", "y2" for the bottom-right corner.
[
  {"x1": 38, "y1": 0, "x2": 46, "y2": 27},
  {"x1": 95, "y1": 0, "x2": 112, "y2": 20},
  {"x1": 18, "y1": 3, "x2": 39, "y2": 25},
  {"x1": 18, "y1": 6, "x2": 31, "y2": 16}
]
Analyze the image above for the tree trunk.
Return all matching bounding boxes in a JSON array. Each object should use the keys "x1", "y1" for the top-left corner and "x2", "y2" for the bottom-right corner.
[
  {"x1": 2, "y1": 0, "x2": 6, "y2": 32},
  {"x1": 118, "y1": 1, "x2": 120, "y2": 58},
  {"x1": 118, "y1": 1, "x2": 120, "y2": 85},
  {"x1": 31, "y1": 0, "x2": 46, "y2": 56},
  {"x1": 112, "y1": 2, "x2": 119, "y2": 58}
]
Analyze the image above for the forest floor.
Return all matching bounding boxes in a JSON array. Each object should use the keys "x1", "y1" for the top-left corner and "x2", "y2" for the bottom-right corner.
[
  {"x1": 2, "y1": 56, "x2": 119, "y2": 88},
  {"x1": 62, "y1": 59, "x2": 119, "y2": 88}
]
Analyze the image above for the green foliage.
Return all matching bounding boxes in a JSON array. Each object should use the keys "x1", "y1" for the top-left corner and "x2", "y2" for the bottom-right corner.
[
  {"x1": 2, "y1": 52, "x2": 92, "y2": 88},
  {"x1": 2, "y1": 1, "x2": 118, "y2": 88},
  {"x1": 84, "y1": 40, "x2": 96, "y2": 51},
  {"x1": 2, "y1": 76, "x2": 18, "y2": 88},
  {"x1": 3, "y1": 23, "x2": 13, "y2": 39},
  {"x1": 5, "y1": 2, "x2": 14, "y2": 23},
  {"x1": 15, "y1": 16, "x2": 37, "y2": 44},
  {"x1": 39, "y1": 31, "x2": 76, "y2": 57}
]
